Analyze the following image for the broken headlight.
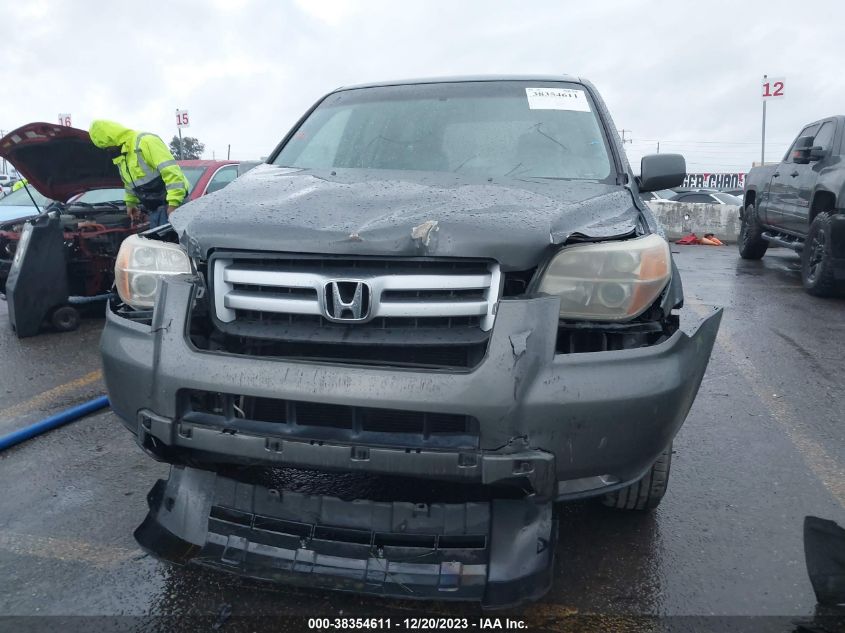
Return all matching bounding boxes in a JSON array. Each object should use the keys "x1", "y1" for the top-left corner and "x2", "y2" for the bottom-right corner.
[
  {"x1": 114, "y1": 235, "x2": 191, "y2": 309},
  {"x1": 537, "y1": 233, "x2": 671, "y2": 321}
]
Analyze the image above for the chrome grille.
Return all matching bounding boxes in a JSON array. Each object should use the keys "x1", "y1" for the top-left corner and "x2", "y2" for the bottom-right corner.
[{"x1": 213, "y1": 256, "x2": 501, "y2": 332}]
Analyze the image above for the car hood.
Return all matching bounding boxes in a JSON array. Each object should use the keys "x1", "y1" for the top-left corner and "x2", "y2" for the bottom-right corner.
[
  {"x1": 172, "y1": 166, "x2": 642, "y2": 270},
  {"x1": 0, "y1": 123, "x2": 122, "y2": 201}
]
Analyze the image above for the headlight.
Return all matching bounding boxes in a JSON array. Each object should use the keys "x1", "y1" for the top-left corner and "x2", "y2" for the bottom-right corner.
[
  {"x1": 114, "y1": 234, "x2": 191, "y2": 309},
  {"x1": 537, "y1": 234, "x2": 671, "y2": 321}
]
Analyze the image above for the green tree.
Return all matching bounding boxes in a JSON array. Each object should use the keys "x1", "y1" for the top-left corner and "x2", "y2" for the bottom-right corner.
[{"x1": 169, "y1": 135, "x2": 205, "y2": 160}]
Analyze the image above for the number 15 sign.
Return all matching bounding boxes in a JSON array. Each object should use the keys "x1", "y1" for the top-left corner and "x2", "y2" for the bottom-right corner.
[
  {"x1": 762, "y1": 77, "x2": 785, "y2": 100},
  {"x1": 176, "y1": 109, "x2": 190, "y2": 128}
]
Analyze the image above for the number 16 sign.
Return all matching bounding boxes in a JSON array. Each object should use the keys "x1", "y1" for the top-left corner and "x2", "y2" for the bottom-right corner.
[{"x1": 762, "y1": 77, "x2": 785, "y2": 100}]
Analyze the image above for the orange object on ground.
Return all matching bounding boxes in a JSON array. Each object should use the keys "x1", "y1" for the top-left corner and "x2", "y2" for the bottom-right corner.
[{"x1": 701, "y1": 233, "x2": 723, "y2": 245}]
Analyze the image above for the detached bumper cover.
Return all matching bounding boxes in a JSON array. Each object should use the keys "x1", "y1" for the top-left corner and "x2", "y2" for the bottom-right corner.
[
  {"x1": 136, "y1": 467, "x2": 556, "y2": 608},
  {"x1": 102, "y1": 277, "x2": 722, "y2": 501}
]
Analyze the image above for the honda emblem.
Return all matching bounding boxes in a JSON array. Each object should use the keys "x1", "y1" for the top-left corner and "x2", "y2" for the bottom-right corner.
[{"x1": 324, "y1": 281, "x2": 370, "y2": 322}]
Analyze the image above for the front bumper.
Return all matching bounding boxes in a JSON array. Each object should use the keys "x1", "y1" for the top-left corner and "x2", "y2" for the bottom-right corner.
[
  {"x1": 135, "y1": 466, "x2": 556, "y2": 608},
  {"x1": 102, "y1": 276, "x2": 722, "y2": 501}
]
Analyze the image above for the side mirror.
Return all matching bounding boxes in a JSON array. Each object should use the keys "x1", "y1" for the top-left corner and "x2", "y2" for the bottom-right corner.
[
  {"x1": 638, "y1": 154, "x2": 685, "y2": 192},
  {"x1": 808, "y1": 146, "x2": 827, "y2": 162},
  {"x1": 792, "y1": 136, "x2": 815, "y2": 164}
]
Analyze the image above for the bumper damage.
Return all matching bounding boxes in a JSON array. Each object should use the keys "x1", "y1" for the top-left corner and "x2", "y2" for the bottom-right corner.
[
  {"x1": 135, "y1": 466, "x2": 556, "y2": 608},
  {"x1": 102, "y1": 276, "x2": 722, "y2": 502}
]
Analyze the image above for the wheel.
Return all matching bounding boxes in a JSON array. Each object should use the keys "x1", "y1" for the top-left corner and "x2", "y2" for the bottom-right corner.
[
  {"x1": 602, "y1": 445, "x2": 672, "y2": 511},
  {"x1": 50, "y1": 305, "x2": 80, "y2": 332},
  {"x1": 802, "y1": 211, "x2": 840, "y2": 297},
  {"x1": 738, "y1": 202, "x2": 769, "y2": 260}
]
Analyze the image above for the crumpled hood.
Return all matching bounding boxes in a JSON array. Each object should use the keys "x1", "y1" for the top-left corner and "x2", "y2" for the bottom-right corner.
[
  {"x1": 171, "y1": 165, "x2": 642, "y2": 270},
  {"x1": 0, "y1": 122, "x2": 123, "y2": 201},
  {"x1": 89, "y1": 120, "x2": 135, "y2": 150}
]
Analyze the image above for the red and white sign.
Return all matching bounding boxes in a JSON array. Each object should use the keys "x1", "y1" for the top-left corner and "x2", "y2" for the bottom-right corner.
[
  {"x1": 58, "y1": 113, "x2": 72, "y2": 126},
  {"x1": 762, "y1": 77, "x2": 785, "y2": 100},
  {"x1": 176, "y1": 109, "x2": 190, "y2": 128}
]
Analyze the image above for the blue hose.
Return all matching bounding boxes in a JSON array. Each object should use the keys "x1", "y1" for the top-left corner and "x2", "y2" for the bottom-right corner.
[{"x1": 0, "y1": 395, "x2": 110, "y2": 452}]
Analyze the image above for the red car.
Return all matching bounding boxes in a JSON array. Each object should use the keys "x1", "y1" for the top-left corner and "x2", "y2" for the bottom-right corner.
[
  {"x1": 0, "y1": 122, "x2": 254, "y2": 336},
  {"x1": 67, "y1": 160, "x2": 243, "y2": 209},
  {"x1": 179, "y1": 160, "x2": 241, "y2": 199}
]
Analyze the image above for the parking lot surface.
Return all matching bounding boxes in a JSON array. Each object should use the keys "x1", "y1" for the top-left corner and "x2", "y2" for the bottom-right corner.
[{"x1": 0, "y1": 246, "x2": 844, "y2": 631}]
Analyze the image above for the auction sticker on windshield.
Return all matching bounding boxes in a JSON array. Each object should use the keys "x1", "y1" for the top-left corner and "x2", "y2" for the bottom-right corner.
[{"x1": 525, "y1": 87, "x2": 591, "y2": 112}]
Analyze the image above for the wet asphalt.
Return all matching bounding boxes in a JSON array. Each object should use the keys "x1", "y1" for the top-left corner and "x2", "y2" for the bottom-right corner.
[{"x1": 0, "y1": 246, "x2": 844, "y2": 631}]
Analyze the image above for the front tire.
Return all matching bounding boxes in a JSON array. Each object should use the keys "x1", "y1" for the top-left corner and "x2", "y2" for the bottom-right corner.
[
  {"x1": 738, "y1": 202, "x2": 768, "y2": 260},
  {"x1": 802, "y1": 211, "x2": 840, "y2": 297},
  {"x1": 602, "y1": 445, "x2": 672, "y2": 511}
]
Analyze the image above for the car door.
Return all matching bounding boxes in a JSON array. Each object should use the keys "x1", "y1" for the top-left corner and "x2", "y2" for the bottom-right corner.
[
  {"x1": 766, "y1": 124, "x2": 818, "y2": 229},
  {"x1": 781, "y1": 120, "x2": 835, "y2": 234}
]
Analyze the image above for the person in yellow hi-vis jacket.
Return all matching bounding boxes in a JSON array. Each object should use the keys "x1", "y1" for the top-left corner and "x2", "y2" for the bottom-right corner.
[
  {"x1": 11, "y1": 178, "x2": 27, "y2": 192},
  {"x1": 89, "y1": 120, "x2": 190, "y2": 228}
]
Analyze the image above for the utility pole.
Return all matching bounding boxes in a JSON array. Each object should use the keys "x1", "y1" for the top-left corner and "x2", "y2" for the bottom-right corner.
[
  {"x1": 227, "y1": 144, "x2": 231, "y2": 160},
  {"x1": 176, "y1": 108, "x2": 184, "y2": 160},
  {"x1": 0, "y1": 129, "x2": 6, "y2": 174},
  {"x1": 618, "y1": 129, "x2": 632, "y2": 145},
  {"x1": 761, "y1": 74, "x2": 767, "y2": 165},
  {"x1": 656, "y1": 141, "x2": 660, "y2": 154}
]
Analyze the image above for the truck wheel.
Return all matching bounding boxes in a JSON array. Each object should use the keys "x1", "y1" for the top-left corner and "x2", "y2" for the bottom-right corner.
[
  {"x1": 602, "y1": 445, "x2": 671, "y2": 511},
  {"x1": 51, "y1": 305, "x2": 80, "y2": 332},
  {"x1": 738, "y1": 203, "x2": 768, "y2": 260},
  {"x1": 802, "y1": 211, "x2": 840, "y2": 297}
]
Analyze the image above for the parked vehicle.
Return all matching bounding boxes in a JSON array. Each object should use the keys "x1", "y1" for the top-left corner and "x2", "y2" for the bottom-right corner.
[
  {"x1": 742, "y1": 116, "x2": 845, "y2": 296},
  {"x1": 0, "y1": 122, "x2": 247, "y2": 336},
  {"x1": 102, "y1": 76, "x2": 722, "y2": 606},
  {"x1": 0, "y1": 185, "x2": 54, "y2": 223},
  {"x1": 0, "y1": 173, "x2": 17, "y2": 196},
  {"x1": 670, "y1": 191, "x2": 742, "y2": 205},
  {"x1": 638, "y1": 188, "x2": 675, "y2": 201}
]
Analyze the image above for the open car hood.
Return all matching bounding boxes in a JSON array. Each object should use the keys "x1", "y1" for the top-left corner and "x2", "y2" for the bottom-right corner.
[{"x1": 0, "y1": 122, "x2": 122, "y2": 201}]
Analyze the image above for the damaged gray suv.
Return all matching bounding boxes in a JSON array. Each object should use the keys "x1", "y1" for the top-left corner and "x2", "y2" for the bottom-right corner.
[{"x1": 102, "y1": 76, "x2": 721, "y2": 606}]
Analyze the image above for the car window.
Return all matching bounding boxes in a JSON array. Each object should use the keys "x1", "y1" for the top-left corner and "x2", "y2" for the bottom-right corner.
[
  {"x1": 275, "y1": 81, "x2": 615, "y2": 182},
  {"x1": 74, "y1": 188, "x2": 126, "y2": 204},
  {"x1": 0, "y1": 187, "x2": 51, "y2": 207},
  {"x1": 181, "y1": 167, "x2": 206, "y2": 194},
  {"x1": 204, "y1": 165, "x2": 239, "y2": 195},
  {"x1": 639, "y1": 192, "x2": 656, "y2": 201},
  {"x1": 712, "y1": 193, "x2": 742, "y2": 205},
  {"x1": 676, "y1": 193, "x2": 713, "y2": 203},
  {"x1": 812, "y1": 122, "x2": 834, "y2": 152},
  {"x1": 784, "y1": 124, "x2": 819, "y2": 162}
]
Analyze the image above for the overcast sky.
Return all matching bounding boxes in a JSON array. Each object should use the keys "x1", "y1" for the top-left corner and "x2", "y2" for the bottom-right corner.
[{"x1": 4, "y1": 0, "x2": 843, "y2": 174}]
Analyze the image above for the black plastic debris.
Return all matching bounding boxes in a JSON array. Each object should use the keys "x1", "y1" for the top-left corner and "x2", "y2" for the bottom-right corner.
[
  {"x1": 135, "y1": 466, "x2": 556, "y2": 608},
  {"x1": 805, "y1": 516, "x2": 845, "y2": 606}
]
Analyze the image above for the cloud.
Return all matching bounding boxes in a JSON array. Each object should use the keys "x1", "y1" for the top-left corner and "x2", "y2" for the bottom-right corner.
[{"x1": 3, "y1": 0, "x2": 843, "y2": 173}]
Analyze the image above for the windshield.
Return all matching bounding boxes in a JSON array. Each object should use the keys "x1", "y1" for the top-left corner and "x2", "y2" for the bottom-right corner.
[
  {"x1": 181, "y1": 167, "x2": 206, "y2": 194},
  {"x1": 0, "y1": 187, "x2": 51, "y2": 207},
  {"x1": 74, "y1": 188, "x2": 126, "y2": 204},
  {"x1": 274, "y1": 81, "x2": 614, "y2": 182}
]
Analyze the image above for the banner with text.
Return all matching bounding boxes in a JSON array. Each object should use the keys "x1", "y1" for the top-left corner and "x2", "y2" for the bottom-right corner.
[{"x1": 682, "y1": 172, "x2": 746, "y2": 190}]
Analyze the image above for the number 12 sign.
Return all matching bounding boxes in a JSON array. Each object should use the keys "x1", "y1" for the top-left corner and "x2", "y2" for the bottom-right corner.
[
  {"x1": 762, "y1": 77, "x2": 785, "y2": 100},
  {"x1": 176, "y1": 109, "x2": 190, "y2": 128}
]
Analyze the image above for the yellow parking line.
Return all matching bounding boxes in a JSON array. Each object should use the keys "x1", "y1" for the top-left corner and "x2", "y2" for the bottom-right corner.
[
  {"x1": 1, "y1": 370, "x2": 103, "y2": 422},
  {"x1": 0, "y1": 530, "x2": 136, "y2": 568},
  {"x1": 688, "y1": 300, "x2": 845, "y2": 506}
]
